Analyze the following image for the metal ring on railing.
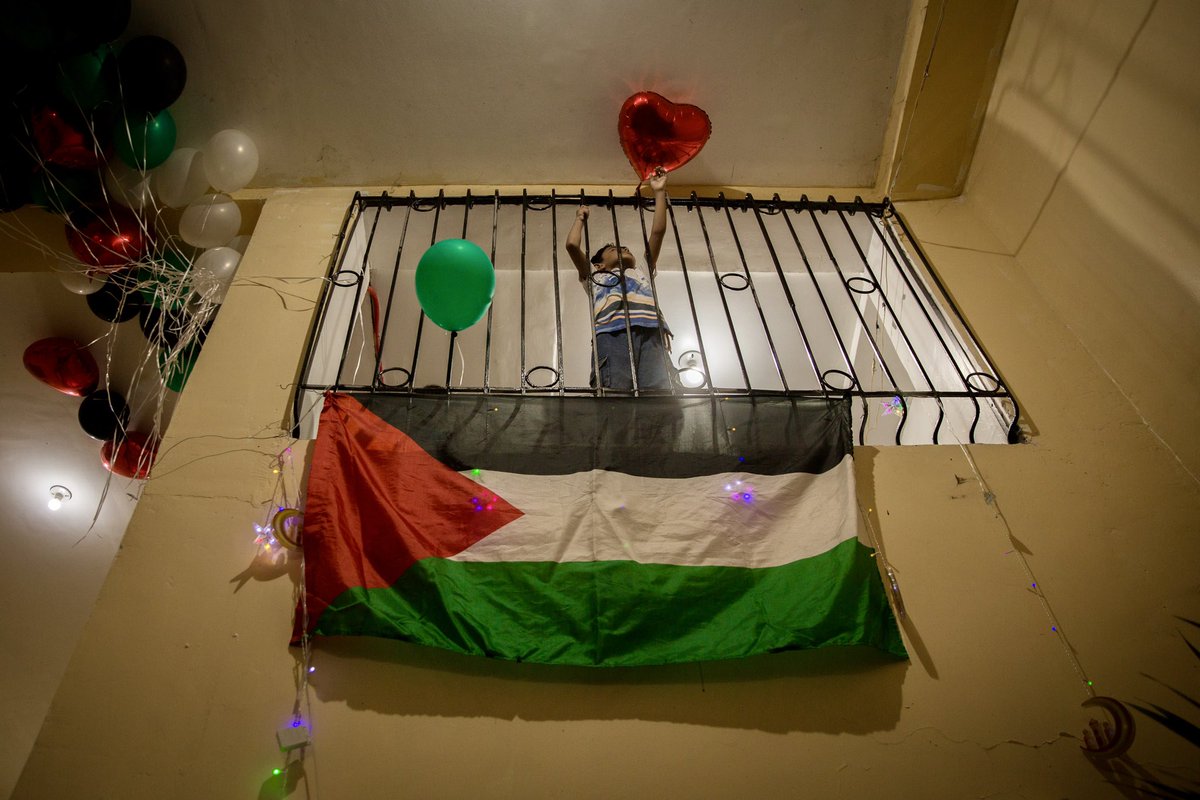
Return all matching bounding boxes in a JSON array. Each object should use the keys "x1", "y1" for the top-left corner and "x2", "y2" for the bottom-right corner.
[
  {"x1": 377, "y1": 367, "x2": 412, "y2": 389},
  {"x1": 332, "y1": 269, "x2": 363, "y2": 287},
  {"x1": 718, "y1": 272, "x2": 750, "y2": 291},
  {"x1": 847, "y1": 276, "x2": 879, "y2": 294},
  {"x1": 524, "y1": 365, "x2": 560, "y2": 389},
  {"x1": 819, "y1": 369, "x2": 858, "y2": 392},
  {"x1": 965, "y1": 372, "x2": 1003, "y2": 393},
  {"x1": 411, "y1": 198, "x2": 439, "y2": 212},
  {"x1": 525, "y1": 198, "x2": 554, "y2": 211},
  {"x1": 590, "y1": 269, "x2": 620, "y2": 288}
]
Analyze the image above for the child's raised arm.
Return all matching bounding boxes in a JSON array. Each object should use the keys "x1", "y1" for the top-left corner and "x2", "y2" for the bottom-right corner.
[
  {"x1": 646, "y1": 167, "x2": 668, "y2": 276},
  {"x1": 565, "y1": 205, "x2": 591, "y2": 282}
]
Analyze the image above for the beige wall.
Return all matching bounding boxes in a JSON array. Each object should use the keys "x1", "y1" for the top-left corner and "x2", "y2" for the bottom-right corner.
[{"x1": 13, "y1": 1, "x2": 1200, "y2": 797}]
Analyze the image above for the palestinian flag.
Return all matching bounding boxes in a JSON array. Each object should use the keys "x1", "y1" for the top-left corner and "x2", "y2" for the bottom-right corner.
[{"x1": 295, "y1": 392, "x2": 906, "y2": 666}]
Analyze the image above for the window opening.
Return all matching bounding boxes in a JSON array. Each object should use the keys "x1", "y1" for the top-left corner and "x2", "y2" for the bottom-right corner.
[{"x1": 294, "y1": 191, "x2": 1020, "y2": 446}]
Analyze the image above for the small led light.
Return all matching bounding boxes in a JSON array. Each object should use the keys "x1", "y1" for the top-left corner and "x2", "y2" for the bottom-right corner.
[
  {"x1": 47, "y1": 485, "x2": 72, "y2": 511},
  {"x1": 272, "y1": 768, "x2": 282, "y2": 777}
]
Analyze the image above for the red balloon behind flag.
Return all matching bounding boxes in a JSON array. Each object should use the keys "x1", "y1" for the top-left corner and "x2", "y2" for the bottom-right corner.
[
  {"x1": 101, "y1": 431, "x2": 158, "y2": 479},
  {"x1": 618, "y1": 91, "x2": 711, "y2": 180},
  {"x1": 22, "y1": 337, "x2": 99, "y2": 396}
]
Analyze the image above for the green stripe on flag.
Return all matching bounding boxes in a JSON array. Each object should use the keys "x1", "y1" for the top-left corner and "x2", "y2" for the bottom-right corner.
[{"x1": 313, "y1": 539, "x2": 906, "y2": 666}]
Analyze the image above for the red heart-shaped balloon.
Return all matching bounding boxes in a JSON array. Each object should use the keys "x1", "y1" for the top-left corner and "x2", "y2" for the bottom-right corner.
[
  {"x1": 22, "y1": 337, "x2": 99, "y2": 396},
  {"x1": 618, "y1": 92, "x2": 711, "y2": 180},
  {"x1": 65, "y1": 206, "x2": 150, "y2": 270},
  {"x1": 31, "y1": 107, "x2": 106, "y2": 170},
  {"x1": 101, "y1": 431, "x2": 159, "y2": 479}
]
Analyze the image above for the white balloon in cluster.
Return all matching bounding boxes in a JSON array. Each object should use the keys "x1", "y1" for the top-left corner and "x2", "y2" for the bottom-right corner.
[
  {"x1": 179, "y1": 193, "x2": 242, "y2": 249},
  {"x1": 57, "y1": 268, "x2": 106, "y2": 295},
  {"x1": 202, "y1": 129, "x2": 259, "y2": 194},
  {"x1": 192, "y1": 246, "x2": 242, "y2": 304},
  {"x1": 104, "y1": 161, "x2": 155, "y2": 210},
  {"x1": 226, "y1": 234, "x2": 252, "y2": 255},
  {"x1": 154, "y1": 147, "x2": 210, "y2": 209}
]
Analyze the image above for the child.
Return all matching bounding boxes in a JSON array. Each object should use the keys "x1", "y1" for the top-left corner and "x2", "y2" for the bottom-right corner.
[{"x1": 565, "y1": 167, "x2": 672, "y2": 390}]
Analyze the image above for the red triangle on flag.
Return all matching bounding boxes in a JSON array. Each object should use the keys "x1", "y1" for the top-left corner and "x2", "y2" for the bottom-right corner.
[{"x1": 296, "y1": 394, "x2": 523, "y2": 639}]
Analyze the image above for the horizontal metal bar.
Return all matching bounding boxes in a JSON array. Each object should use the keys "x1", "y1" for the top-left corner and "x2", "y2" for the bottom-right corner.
[{"x1": 357, "y1": 193, "x2": 887, "y2": 215}]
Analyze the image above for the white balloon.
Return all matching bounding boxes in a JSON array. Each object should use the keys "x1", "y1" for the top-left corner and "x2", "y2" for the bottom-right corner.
[
  {"x1": 57, "y1": 268, "x2": 106, "y2": 295},
  {"x1": 104, "y1": 161, "x2": 155, "y2": 210},
  {"x1": 154, "y1": 147, "x2": 210, "y2": 209},
  {"x1": 202, "y1": 129, "x2": 259, "y2": 193},
  {"x1": 192, "y1": 246, "x2": 242, "y2": 303},
  {"x1": 179, "y1": 193, "x2": 242, "y2": 249}
]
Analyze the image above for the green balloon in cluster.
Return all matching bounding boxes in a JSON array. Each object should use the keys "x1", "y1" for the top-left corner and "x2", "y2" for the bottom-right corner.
[
  {"x1": 54, "y1": 45, "x2": 115, "y2": 110},
  {"x1": 113, "y1": 108, "x2": 176, "y2": 170},
  {"x1": 414, "y1": 239, "x2": 496, "y2": 332}
]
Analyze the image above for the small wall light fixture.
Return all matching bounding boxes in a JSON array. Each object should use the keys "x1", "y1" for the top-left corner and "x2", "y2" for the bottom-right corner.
[
  {"x1": 677, "y1": 350, "x2": 706, "y2": 389},
  {"x1": 48, "y1": 485, "x2": 73, "y2": 511}
]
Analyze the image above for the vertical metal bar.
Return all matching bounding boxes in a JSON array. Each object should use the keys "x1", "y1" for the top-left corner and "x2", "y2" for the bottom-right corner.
[
  {"x1": 606, "y1": 190, "x2": 639, "y2": 394},
  {"x1": 749, "y1": 195, "x2": 823, "y2": 392},
  {"x1": 635, "y1": 188, "x2": 677, "y2": 392},
  {"x1": 291, "y1": 192, "x2": 361, "y2": 433},
  {"x1": 718, "y1": 193, "x2": 788, "y2": 391},
  {"x1": 373, "y1": 195, "x2": 414, "y2": 389},
  {"x1": 581, "y1": 189, "x2": 601, "y2": 395},
  {"x1": 666, "y1": 200, "x2": 715, "y2": 396},
  {"x1": 482, "y1": 191, "x2": 499, "y2": 393},
  {"x1": 441, "y1": 194, "x2": 474, "y2": 390},
  {"x1": 778, "y1": 200, "x2": 860, "y2": 393},
  {"x1": 407, "y1": 189, "x2": 444, "y2": 388},
  {"x1": 520, "y1": 190, "x2": 528, "y2": 394},
  {"x1": 550, "y1": 190, "x2": 565, "y2": 393},
  {"x1": 694, "y1": 194, "x2": 751, "y2": 389},
  {"x1": 336, "y1": 202, "x2": 385, "y2": 385}
]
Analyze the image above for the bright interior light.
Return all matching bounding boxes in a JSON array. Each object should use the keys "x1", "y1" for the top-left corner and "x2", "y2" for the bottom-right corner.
[{"x1": 48, "y1": 485, "x2": 72, "y2": 511}]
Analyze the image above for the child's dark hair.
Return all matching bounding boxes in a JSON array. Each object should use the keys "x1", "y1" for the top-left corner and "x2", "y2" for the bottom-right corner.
[{"x1": 591, "y1": 244, "x2": 635, "y2": 265}]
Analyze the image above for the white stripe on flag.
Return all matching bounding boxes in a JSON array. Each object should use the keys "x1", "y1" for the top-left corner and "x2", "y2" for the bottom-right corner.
[{"x1": 450, "y1": 455, "x2": 859, "y2": 569}]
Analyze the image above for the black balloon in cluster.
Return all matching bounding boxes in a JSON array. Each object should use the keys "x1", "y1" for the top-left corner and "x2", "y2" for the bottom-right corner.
[
  {"x1": 78, "y1": 388, "x2": 130, "y2": 440},
  {"x1": 86, "y1": 275, "x2": 143, "y2": 323},
  {"x1": 115, "y1": 36, "x2": 186, "y2": 114},
  {"x1": 138, "y1": 302, "x2": 190, "y2": 348}
]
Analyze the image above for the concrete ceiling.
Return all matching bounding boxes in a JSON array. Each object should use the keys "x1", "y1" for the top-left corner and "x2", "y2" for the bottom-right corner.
[{"x1": 137, "y1": 0, "x2": 912, "y2": 189}]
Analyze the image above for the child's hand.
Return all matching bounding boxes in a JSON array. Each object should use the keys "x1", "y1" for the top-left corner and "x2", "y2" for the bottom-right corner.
[
  {"x1": 649, "y1": 166, "x2": 668, "y2": 193},
  {"x1": 576, "y1": 205, "x2": 589, "y2": 221}
]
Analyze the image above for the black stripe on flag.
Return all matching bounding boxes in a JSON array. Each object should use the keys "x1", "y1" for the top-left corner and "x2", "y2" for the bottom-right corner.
[{"x1": 347, "y1": 394, "x2": 851, "y2": 478}]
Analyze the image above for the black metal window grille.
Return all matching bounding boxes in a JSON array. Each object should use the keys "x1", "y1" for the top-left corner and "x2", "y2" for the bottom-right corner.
[{"x1": 293, "y1": 191, "x2": 1020, "y2": 445}]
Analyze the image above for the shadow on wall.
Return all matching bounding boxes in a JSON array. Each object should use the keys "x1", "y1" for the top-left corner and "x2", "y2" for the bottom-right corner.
[{"x1": 304, "y1": 636, "x2": 907, "y2": 735}]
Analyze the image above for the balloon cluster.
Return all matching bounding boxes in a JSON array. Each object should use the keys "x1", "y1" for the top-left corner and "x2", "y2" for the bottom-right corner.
[
  {"x1": 2, "y1": 5, "x2": 264, "y2": 477},
  {"x1": 22, "y1": 337, "x2": 156, "y2": 478}
]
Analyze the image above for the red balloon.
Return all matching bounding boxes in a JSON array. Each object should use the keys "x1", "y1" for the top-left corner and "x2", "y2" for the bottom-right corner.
[
  {"x1": 65, "y1": 207, "x2": 150, "y2": 270},
  {"x1": 31, "y1": 107, "x2": 106, "y2": 170},
  {"x1": 618, "y1": 91, "x2": 712, "y2": 180},
  {"x1": 22, "y1": 337, "x2": 99, "y2": 396},
  {"x1": 101, "y1": 431, "x2": 158, "y2": 479}
]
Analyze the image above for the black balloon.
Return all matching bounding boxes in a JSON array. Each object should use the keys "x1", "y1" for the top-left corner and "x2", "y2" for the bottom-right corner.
[
  {"x1": 115, "y1": 36, "x2": 185, "y2": 114},
  {"x1": 78, "y1": 389, "x2": 129, "y2": 440},
  {"x1": 86, "y1": 276, "x2": 143, "y2": 323},
  {"x1": 138, "y1": 303, "x2": 189, "y2": 349}
]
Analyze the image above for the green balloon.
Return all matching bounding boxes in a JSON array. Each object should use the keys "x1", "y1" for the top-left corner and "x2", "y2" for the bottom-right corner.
[
  {"x1": 414, "y1": 239, "x2": 496, "y2": 332},
  {"x1": 137, "y1": 254, "x2": 191, "y2": 310},
  {"x1": 114, "y1": 108, "x2": 176, "y2": 170},
  {"x1": 54, "y1": 45, "x2": 114, "y2": 110}
]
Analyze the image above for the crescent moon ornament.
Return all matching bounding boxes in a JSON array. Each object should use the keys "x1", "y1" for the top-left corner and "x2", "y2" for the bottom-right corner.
[
  {"x1": 1080, "y1": 696, "x2": 1136, "y2": 759},
  {"x1": 271, "y1": 508, "x2": 304, "y2": 550}
]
